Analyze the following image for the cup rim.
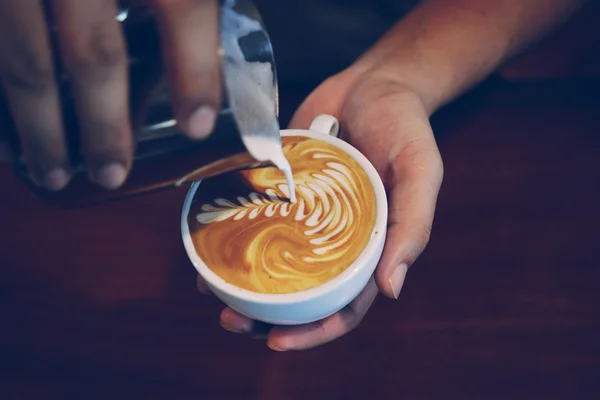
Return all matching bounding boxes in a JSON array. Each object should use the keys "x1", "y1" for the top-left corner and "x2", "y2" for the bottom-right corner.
[{"x1": 181, "y1": 128, "x2": 388, "y2": 305}]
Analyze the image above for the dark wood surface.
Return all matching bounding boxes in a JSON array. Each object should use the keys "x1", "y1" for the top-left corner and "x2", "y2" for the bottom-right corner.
[{"x1": 1, "y1": 80, "x2": 600, "y2": 399}]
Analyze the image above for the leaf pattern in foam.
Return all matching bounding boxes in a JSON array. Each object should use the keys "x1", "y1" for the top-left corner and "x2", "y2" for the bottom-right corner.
[{"x1": 196, "y1": 188, "x2": 287, "y2": 224}]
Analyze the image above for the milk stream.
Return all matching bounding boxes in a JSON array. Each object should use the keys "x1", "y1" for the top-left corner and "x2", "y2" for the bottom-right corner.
[
  {"x1": 270, "y1": 150, "x2": 297, "y2": 204},
  {"x1": 221, "y1": 0, "x2": 296, "y2": 203}
]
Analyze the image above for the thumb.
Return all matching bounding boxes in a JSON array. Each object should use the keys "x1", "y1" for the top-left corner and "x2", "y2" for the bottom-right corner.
[
  {"x1": 375, "y1": 136, "x2": 443, "y2": 299},
  {"x1": 337, "y1": 79, "x2": 443, "y2": 300},
  {"x1": 333, "y1": 78, "x2": 443, "y2": 300}
]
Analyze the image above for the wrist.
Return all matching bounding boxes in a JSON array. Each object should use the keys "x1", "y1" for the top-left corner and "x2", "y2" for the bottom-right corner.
[
  {"x1": 349, "y1": 0, "x2": 590, "y2": 115},
  {"x1": 350, "y1": 52, "x2": 447, "y2": 117}
]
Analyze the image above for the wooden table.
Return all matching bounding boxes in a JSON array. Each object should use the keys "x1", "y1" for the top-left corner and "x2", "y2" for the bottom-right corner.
[{"x1": 1, "y1": 79, "x2": 600, "y2": 399}]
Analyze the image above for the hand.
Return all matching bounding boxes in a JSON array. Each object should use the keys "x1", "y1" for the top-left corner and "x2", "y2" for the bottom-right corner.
[
  {"x1": 0, "y1": 0, "x2": 220, "y2": 191},
  {"x1": 197, "y1": 65, "x2": 444, "y2": 350}
]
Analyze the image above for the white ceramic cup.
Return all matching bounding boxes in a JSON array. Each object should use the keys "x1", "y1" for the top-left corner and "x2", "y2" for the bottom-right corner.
[{"x1": 181, "y1": 114, "x2": 388, "y2": 325}]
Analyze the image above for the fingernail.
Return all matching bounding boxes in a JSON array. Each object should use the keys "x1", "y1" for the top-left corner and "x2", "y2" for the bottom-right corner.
[
  {"x1": 220, "y1": 323, "x2": 245, "y2": 334},
  {"x1": 220, "y1": 319, "x2": 252, "y2": 334},
  {"x1": 94, "y1": 163, "x2": 127, "y2": 189},
  {"x1": 388, "y1": 263, "x2": 408, "y2": 299},
  {"x1": 267, "y1": 342, "x2": 287, "y2": 352},
  {"x1": 188, "y1": 106, "x2": 216, "y2": 139},
  {"x1": 43, "y1": 168, "x2": 70, "y2": 191}
]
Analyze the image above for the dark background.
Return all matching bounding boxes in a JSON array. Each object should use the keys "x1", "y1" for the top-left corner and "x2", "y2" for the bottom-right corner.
[{"x1": 2, "y1": 2, "x2": 600, "y2": 399}]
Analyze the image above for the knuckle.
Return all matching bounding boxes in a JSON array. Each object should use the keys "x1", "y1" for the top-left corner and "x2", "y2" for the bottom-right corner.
[
  {"x1": 316, "y1": 318, "x2": 342, "y2": 342},
  {"x1": 427, "y1": 148, "x2": 444, "y2": 180},
  {"x1": 418, "y1": 223, "x2": 432, "y2": 247},
  {"x1": 353, "y1": 76, "x2": 419, "y2": 107},
  {"x1": 435, "y1": 156, "x2": 445, "y2": 182},
  {"x1": 2, "y1": 49, "x2": 55, "y2": 94},
  {"x1": 63, "y1": 28, "x2": 125, "y2": 78},
  {"x1": 406, "y1": 223, "x2": 432, "y2": 264}
]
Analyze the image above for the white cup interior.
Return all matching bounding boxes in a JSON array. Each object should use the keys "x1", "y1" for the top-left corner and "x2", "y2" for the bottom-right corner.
[{"x1": 181, "y1": 116, "x2": 388, "y2": 305}]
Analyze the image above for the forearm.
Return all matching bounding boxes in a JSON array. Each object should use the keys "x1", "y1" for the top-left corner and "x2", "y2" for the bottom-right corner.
[{"x1": 354, "y1": 0, "x2": 589, "y2": 113}]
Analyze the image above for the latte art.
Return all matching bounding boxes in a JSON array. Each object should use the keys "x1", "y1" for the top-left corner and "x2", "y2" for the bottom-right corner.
[
  {"x1": 189, "y1": 136, "x2": 377, "y2": 294},
  {"x1": 198, "y1": 163, "x2": 359, "y2": 258}
]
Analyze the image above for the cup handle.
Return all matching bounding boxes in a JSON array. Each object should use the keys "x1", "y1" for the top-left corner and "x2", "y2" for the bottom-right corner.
[{"x1": 309, "y1": 114, "x2": 339, "y2": 137}]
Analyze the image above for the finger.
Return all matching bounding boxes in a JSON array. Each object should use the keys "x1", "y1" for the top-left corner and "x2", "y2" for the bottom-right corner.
[
  {"x1": 0, "y1": 1, "x2": 70, "y2": 191},
  {"x1": 266, "y1": 277, "x2": 379, "y2": 351},
  {"x1": 152, "y1": 0, "x2": 221, "y2": 139},
  {"x1": 219, "y1": 307, "x2": 256, "y2": 334},
  {"x1": 376, "y1": 132, "x2": 443, "y2": 300},
  {"x1": 196, "y1": 275, "x2": 213, "y2": 295},
  {"x1": 52, "y1": 0, "x2": 133, "y2": 189}
]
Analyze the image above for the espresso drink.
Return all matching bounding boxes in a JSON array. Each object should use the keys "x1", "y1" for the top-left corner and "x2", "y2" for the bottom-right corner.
[{"x1": 188, "y1": 136, "x2": 377, "y2": 294}]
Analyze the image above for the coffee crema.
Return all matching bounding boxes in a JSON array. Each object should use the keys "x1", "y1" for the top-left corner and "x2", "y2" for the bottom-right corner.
[{"x1": 188, "y1": 136, "x2": 377, "y2": 294}]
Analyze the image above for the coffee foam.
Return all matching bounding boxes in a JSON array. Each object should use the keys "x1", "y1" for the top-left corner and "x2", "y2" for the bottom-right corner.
[{"x1": 189, "y1": 136, "x2": 377, "y2": 294}]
